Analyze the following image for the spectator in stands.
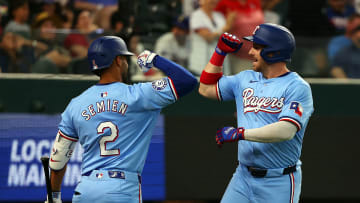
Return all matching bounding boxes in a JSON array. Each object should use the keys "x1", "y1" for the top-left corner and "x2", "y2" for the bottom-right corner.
[
  {"x1": 0, "y1": 31, "x2": 41, "y2": 72},
  {"x1": 0, "y1": 32, "x2": 17, "y2": 72},
  {"x1": 4, "y1": 0, "x2": 31, "y2": 39},
  {"x1": 32, "y1": 12, "x2": 61, "y2": 54},
  {"x1": 31, "y1": 12, "x2": 71, "y2": 73},
  {"x1": 155, "y1": 15, "x2": 190, "y2": 67},
  {"x1": 188, "y1": 0, "x2": 235, "y2": 76},
  {"x1": 73, "y1": 9, "x2": 99, "y2": 35},
  {"x1": 182, "y1": 0, "x2": 199, "y2": 16},
  {"x1": 327, "y1": 13, "x2": 360, "y2": 63},
  {"x1": 3, "y1": 0, "x2": 52, "y2": 72},
  {"x1": 331, "y1": 25, "x2": 360, "y2": 78},
  {"x1": 110, "y1": 10, "x2": 132, "y2": 42},
  {"x1": 215, "y1": 0, "x2": 264, "y2": 74},
  {"x1": 63, "y1": 10, "x2": 96, "y2": 58},
  {"x1": 355, "y1": 0, "x2": 360, "y2": 14},
  {"x1": 60, "y1": 5, "x2": 75, "y2": 30},
  {"x1": 0, "y1": 0, "x2": 8, "y2": 36},
  {"x1": 325, "y1": 0, "x2": 356, "y2": 35},
  {"x1": 40, "y1": 0, "x2": 64, "y2": 28},
  {"x1": 73, "y1": 0, "x2": 118, "y2": 30},
  {"x1": 262, "y1": 0, "x2": 283, "y2": 24}
]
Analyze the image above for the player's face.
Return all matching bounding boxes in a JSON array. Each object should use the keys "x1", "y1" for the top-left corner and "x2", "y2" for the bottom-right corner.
[{"x1": 248, "y1": 43, "x2": 267, "y2": 72}]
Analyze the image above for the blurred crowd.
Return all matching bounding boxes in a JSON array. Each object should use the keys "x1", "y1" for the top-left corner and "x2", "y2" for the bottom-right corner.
[{"x1": 0, "y1": 0, "x2": 360, "y2": 79}]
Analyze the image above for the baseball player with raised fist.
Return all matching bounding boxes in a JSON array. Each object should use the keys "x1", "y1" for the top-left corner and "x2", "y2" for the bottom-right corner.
[
  {"x1": 44, "y1": 36, "x2": 197, "y2": 203},
  {"x1": 199, "y1": 24, "x2": 314, "y2": 203}
]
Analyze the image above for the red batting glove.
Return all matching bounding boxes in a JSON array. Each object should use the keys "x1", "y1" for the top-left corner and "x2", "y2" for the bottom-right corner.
[
  {"x1": 215, "y1": 32, "x2": 243, "y2": 55},
  {"x1": 210, "y1": 33, "x2": 243, "y2": 66}
]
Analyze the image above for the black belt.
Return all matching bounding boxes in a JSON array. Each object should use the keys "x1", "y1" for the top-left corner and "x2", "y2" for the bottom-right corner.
[{"x1": 246, "y1": 165, "x2": 296, "y2": 178}]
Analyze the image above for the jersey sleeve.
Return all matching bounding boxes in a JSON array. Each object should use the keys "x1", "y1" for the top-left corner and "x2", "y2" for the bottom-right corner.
[
  {"x1": 58, "y1": 100, "x2": 79, "y2": 140},
  {"x1": 217, "y1": 74, "x2": 239, "y2": 101},
  {"x1": 278, "y1": 82, "x2": 314, "y2": 131},
  {"x1": 131, "y1": 77, "x2": 177, "y2": 110}
]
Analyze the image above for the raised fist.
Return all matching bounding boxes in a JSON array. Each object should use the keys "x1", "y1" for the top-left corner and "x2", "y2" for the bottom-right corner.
[
  {"x1": 215, "y1": 33, "x2": 243, "y2": 56},
  {"x1": 137, "y1": 50, "x2": 158, "y2": 73}
]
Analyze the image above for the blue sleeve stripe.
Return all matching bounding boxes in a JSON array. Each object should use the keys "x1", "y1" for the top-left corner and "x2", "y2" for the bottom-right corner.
[
  {"x1": 168, "y1": 77, "x2": 179, "y2": 100},
  {"x1": 279, "y1": 117, "x2": 302, "y2": 131}
]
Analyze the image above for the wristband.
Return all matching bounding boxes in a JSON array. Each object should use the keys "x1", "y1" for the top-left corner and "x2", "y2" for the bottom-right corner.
[
  {"x1": 52, "y1": 192, "x2": 61, "y2": 199},
  {"x1": 237, "y1": 127, "x2": 245, "y2": 140},
  {"x1": 209, "y1": 51, "x2": 226, "y2": 66},
  {"x1": 200, "y1": 70, "x2": 223, "y2": 84}
]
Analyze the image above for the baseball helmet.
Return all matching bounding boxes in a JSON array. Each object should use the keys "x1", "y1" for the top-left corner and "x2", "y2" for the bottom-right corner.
[
  {"x1": 87, "y1": 36, "x2": 134, "y2": 74},
  {"x1": 243, "y1": 23, "x2": 295, "y2": 63}
]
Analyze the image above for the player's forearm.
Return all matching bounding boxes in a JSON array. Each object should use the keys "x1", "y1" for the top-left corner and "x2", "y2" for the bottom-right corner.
[
  {"x1": 153, "y1": 55, "x2": 197, "y2": 97},
  {"x1": 244, "y1": 121, "x2": 297, "y2": 143},
  {"x1": 50, "y1": 165, "x2": 67, "y2": 191},
  {"x1": 198, "y1": 50, "x2": 225, "y2": 99},
  {"x1": 203, "y1": 61, "x2": 223, "y2": 73}
]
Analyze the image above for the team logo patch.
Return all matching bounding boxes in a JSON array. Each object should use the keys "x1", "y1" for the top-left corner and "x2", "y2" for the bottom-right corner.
[
  {"x1": 96, "y1": 173, "x2": 104, "y2": 179},
  {"x1": 152, "y1": 78, "x2": 167, "y2": 91},
  {"x1": 101, "y1": 92, "x2": 108, "y2": 98},
  {"x1": 290, "y1": 101, "x2": 303, "y2": 117},
  {"x1": 109, "y1": 171, "x2": 125, "y2": 179}
]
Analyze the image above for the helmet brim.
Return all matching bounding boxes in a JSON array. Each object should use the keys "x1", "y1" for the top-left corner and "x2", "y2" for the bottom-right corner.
[
  {"x1": 243, "y1": 36, "x2": 254, "y2": 42},
  {"x1": 119, "y1": 51, "x2": 134, "y2": 56}
]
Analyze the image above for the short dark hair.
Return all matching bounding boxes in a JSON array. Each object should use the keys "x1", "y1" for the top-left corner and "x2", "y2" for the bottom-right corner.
[
  {"x1": 110, "y1": 11, "x2": 128, "y2": 30},
  {"x1": 9, "y1": 0, "x2": 28, "y2": 18}
]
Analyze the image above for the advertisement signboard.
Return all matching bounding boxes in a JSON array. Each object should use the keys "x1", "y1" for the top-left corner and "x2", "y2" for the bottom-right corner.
[{"x1": 0, "y1": 114, "x2": 165, "y2": 201}]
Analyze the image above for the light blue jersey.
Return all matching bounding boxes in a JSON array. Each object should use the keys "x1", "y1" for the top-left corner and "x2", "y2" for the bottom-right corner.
[
  {"x1": 59, "y1": 78, "x2": 177, "y2": 175},
  {"x1": 217, "y1": 70, "x2": 314, "y2": 168}
]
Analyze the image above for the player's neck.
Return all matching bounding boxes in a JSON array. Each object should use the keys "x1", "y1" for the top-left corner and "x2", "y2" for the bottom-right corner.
[
  {"x1": 98, "y1": 69, "x2": 123, "y2": 84},
  {"x1": 262, "y1": 63, "x2": 289, "y2": 79}
]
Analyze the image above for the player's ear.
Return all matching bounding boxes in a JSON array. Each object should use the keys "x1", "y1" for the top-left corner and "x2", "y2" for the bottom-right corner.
[
  {"x1": 115, "y1": 55, "x2": 127, "y2": 66},
  {"x1": 114, "y1": 56, "x2": 122, "y2": 66}
]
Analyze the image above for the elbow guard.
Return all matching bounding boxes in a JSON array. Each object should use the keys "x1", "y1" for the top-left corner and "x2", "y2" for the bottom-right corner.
[{"x1": 49, "y1": 131, "x2": 78, "y2": 171}]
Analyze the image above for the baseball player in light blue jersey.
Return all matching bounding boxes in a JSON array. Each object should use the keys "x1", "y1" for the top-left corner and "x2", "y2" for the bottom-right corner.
[
  {"x1": 45, "y1": 36, "x2": 197, "y2": 203},
  {"x1": 198, "y1": 23, "x2": 314, "y2": 203}
]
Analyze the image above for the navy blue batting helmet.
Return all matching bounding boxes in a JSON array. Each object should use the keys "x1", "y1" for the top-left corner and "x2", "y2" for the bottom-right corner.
[
  {"x1": 243, "y1": 23, "x2": 295, "y2": 64},
  {"x1": 88, "y1": 36, "x2": 134, "y2": 74}
]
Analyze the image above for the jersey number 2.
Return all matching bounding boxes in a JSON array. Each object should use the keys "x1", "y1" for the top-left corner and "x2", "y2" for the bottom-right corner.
[{"x1": 97, "y1": 121, "x2": 120, "y2": 156}]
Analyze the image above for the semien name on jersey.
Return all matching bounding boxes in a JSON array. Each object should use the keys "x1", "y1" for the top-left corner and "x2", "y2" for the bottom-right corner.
[{"x1": 81, "y1": 99, "x2": 128, "y2": 120}]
